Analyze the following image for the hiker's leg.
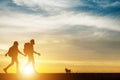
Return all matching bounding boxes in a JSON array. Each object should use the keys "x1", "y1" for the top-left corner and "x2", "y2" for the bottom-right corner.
[
  {"x1": 31, "y1": 56, "x2": 36, "y2": 72},
  {"x1": 25, "y1": 55, "x2": 31, "y2": 66},
  {"x1": 6, "y1": 58, "x2": 14, "y2": 69},
  {"x1": 32, "y1": 61, "x2": 35, "y2": 70},
  {"x1": 4, "y1": 58, "x2": 14, "y2": 73},
  {"x1": 16, "y1": 58, "x2": 19, "y2": 73},
  {"x1": 28, "y1": 56, "x2": 31, "y2": 64},
  {"x1": 24, "y1": 56, "x2": 30, "y2": 70}
]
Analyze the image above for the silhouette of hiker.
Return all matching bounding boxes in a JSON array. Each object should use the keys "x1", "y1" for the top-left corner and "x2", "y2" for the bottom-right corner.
[
  {"x1": 24, "y1": 39, "x2": 40, "y2": 72},
  {"x1": 3, "y1": 41, "x2": 24, "y2": 73}
]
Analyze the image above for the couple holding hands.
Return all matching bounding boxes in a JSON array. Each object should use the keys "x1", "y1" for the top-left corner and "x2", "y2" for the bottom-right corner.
[{"x1": 3, "y1": 39, "x2": 40, "y2": 73}]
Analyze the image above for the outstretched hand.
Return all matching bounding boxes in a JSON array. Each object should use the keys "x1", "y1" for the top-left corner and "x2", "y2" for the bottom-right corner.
[
  {"x1": 23, "y1": 54, "x2": 26, "y2": 56},
  {"x1": 37, "y1": 53, "x2": 41, "y2": 56},
  {"x1": 5, "y1": 53, "x2": 7, "y2": 56},
  {"x1": 20, "y1": 52, "x2": 26, "y2": 56},
  {"x1": 34, "y1": 51, "x2": 41, "y2": 56},
  {"x1": 24, "y1": 54, "x2": 27, "y2": 56},
  {"x1": 23, "y1": 53, "x2": 26, "y2": 56}
]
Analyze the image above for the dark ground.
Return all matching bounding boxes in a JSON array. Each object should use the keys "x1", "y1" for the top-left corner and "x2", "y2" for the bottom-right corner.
[{"x1": 1, "y1": 73, "x2": 120, "y2": 80}]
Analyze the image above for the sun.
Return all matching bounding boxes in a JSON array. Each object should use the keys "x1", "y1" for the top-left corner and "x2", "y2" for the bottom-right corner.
[{"x1": 23, "y1": 64, "x2": 34, "y2": 75}]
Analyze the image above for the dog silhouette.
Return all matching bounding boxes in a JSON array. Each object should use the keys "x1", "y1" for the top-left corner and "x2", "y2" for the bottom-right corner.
[{"x1": 65, "y1": 68, "x2": 71, "y2": 73}]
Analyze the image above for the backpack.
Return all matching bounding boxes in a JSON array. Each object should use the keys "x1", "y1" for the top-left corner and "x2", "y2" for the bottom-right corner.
[
  {"x1": 23, "y1": 42, "x2": 30, "y2": 55},
  {"x1": 7, "y1": 46, "x2": 14, "y2": 57}
]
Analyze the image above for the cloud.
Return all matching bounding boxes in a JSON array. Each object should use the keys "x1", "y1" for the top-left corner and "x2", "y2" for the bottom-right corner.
[
  {"x1": 100, "y1": 1, "x2": 120, "y2": 8},
  {"x1": 0, "y1": 10, "x2": 120, "y2": 34},
  {"x1": 12, "y1": 0, "x2": 73, "y2": 12},
  {"x1": 84, "y1": 0, "x2": 120, "y2": 8},
  {"x1": 0, "y1": 0, "x2": 120, "y2": 61},
  {"x1": 70, "y1": 0, "x2": 120, "y2": 17},
  {"x1": 1, "y1": 0, "x2": 120, "y2": 17},
  {"x1": 36, "y1": 23, "x2": 120, "y2": 61}
]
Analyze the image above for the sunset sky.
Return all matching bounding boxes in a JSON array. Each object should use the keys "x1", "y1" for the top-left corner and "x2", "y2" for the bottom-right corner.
[{"x1": 0, "y1": 0, "x2": 120, "y2": 73}]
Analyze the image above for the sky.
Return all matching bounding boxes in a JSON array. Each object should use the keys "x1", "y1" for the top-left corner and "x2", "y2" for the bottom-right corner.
[{"x1": 0, "y1": 0, "x2": 120, "y2": 73}]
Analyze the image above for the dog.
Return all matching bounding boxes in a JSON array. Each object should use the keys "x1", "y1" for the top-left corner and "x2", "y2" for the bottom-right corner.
[{"x1": 65, "y1": 68, "x2": 71, "y2": 73}]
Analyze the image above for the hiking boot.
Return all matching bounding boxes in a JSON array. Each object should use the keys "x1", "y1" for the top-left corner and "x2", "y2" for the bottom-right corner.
[{"x1": 3, "y1": 68, "x2": 7, "y2": 73}]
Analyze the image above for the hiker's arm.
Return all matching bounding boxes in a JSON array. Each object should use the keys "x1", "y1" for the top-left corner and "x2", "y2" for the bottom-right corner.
[
  {"x1": 34, "y1": 51, "x2": 40, "y2": 56},
  {"x1": 5, "y1": 50, "x2": 9, "y2": 56},
  {"x1": 5, "y1": 53, "x2": 8, "y2": 56},
  {"x1": 18, "y1": 50, "x2": 25, "y2": 56}
]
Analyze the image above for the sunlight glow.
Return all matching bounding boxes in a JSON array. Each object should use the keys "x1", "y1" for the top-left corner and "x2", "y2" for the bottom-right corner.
[{"x1": 23, "y1": 64, "x2": 34, "y2": 75}]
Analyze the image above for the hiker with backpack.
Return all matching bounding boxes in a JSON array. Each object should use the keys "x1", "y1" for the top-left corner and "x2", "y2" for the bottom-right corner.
[
  {"x1": 3, "y1": 41, "x2": 25, "y2": 73},
  {"x1": 24, "y1": 39, "x2": 40, "y2": 72}
]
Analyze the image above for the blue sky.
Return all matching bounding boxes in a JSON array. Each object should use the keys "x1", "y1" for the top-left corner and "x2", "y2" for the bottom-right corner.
[
  {"x1": 0, "y1": 0, "x2": 120, "y2": 16},
  {"x1": 0, "y1": 0, "x2": 120, "y2": 73}
]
